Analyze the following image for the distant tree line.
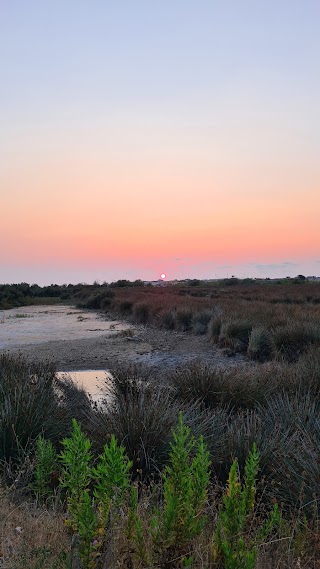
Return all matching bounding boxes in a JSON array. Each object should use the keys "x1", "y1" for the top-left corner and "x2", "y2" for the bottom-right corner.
[{"x1": 0, "y1": 276, "x2": 311, "y2": 310}]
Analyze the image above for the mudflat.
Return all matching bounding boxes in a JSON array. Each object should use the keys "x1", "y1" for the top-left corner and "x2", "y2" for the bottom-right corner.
[{"x1": 0, "y1": 305, "x2": 243, "y2": 371}]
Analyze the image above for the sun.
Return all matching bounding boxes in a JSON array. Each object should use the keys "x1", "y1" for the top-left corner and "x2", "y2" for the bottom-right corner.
[{"x1": 160, "y1": 273, "x2": 166, "y2": 279}]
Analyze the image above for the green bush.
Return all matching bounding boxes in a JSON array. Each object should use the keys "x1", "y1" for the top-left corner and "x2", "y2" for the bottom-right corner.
[
  {"x1": 272, "y1": 321, "x2": 320, "y2": 362},
  {"x1": 213, "y1": 443, "x2": 280, "y2": 569},
  {"x1": 152, "y1": 413, "x2": 211, "y2": 560},
  {"x1": 59, "y1": 418, "x2": 92, "y2": 531},
  {"x1": 59, "y1": 419, "x2": 134, "y2": 568},
  {"x1": 248, "y1": 326, "x2": 273, "y2": 361},
  {"x1": 33, "y1": 435, "x2": 58, "y2": 500},
  {"x1": 219, "y1": 320, "x2": 253, "y2": 352}
]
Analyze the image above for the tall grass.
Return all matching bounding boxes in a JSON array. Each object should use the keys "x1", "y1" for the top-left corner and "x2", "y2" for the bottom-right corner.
[
  {"x1": 87, "y1": 365, "x2": 181, "y2": 476},
  {"x1": 0, "y1": 354, "x2": 61, "y2": 464},
  {"x1": 0, "y1": 354, "x2": 92, "y2": 470}
]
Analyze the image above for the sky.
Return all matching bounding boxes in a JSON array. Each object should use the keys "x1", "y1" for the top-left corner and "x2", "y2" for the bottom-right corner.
[{"x1": 1, "y1": 1, "x2": 319, "y2": 284}]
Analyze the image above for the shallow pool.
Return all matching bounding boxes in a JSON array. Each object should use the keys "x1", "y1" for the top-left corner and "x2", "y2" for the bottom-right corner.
[{"x1": 56, "y1": 369, "x2": 112, "y2": 402}]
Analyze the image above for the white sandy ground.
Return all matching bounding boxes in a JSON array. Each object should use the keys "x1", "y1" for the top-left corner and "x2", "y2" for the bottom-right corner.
[{"x1": 0, "y1": 305, "x2": 130, "y2": 349}]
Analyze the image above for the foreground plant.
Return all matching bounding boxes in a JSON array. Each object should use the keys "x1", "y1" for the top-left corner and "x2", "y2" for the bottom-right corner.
[
  {"x1": 153, "y1": 413, "x2": 211, "y2": 563},
  {"x1": 59, "y1": 420, "x2": 135, "y2": 568},
  {"x1": 59, "y1": 419, "x2": 92, "y2": 532},
  {"x1": 213, "y1": 443, "x2": 280, "y2": 569},
  {"x1": 33, "y1": 435, "x2": 57, "y2": 500},
  {"x1": 92, "y1": 433, "x2": 133, "y2": 534}
]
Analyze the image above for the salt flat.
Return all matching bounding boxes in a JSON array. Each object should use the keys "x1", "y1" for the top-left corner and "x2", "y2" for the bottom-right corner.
[{"x1": 0, "y1": 305, "x2": 129, "y2": 349}]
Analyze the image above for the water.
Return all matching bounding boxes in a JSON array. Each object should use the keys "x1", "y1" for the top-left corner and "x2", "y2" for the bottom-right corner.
[
  {"x1": 56, "y1": 369, "x2": 111, "y2": 402},
  {"x1": 0, "y1": 305, "x2": 130, "y2": 349}
]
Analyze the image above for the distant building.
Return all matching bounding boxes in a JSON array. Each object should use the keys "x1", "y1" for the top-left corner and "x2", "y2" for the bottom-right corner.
[{"x1": 143, "y1": 280, "x2": 165, "y2": 287}]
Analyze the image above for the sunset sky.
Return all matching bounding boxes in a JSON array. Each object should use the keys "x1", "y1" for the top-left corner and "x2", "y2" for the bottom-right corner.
[{"x1": 1, "y1": 1, "x2": 319, "y2": 284}]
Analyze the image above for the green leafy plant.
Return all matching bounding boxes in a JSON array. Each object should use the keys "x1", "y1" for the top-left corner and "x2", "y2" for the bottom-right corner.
[
  {"x1": 58, "y1": 420, "x2": 101, "y2": 569},
  {"x1": 153, "y1": 413, "x2": 211, "y2": 562},
  {"x1": 33, "y1": 435, "x2": 57, "y2": 500},
  {"x1": 59, "y1": 422, "x2": 135, "y2": 568},
  {"x1": 76, "y1": 492, "x2": 99, "y2": 569},
  {"x1": 59, "y1": 419, "x2": 92, "y2": 531},
  {"x1": 213, "y1": 443, "x2": 280, "y2": 569},
  {"x1": 125, "y1": 484, "x2": 149, "y2": 567},
  {"x1": 92, "y1": 434, "x2": 132, "y2": 524}
]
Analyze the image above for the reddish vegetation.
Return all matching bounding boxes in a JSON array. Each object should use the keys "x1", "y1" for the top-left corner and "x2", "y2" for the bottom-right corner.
[{"x1": 93, "y1": 282, "x2": 320, "y2": 361}]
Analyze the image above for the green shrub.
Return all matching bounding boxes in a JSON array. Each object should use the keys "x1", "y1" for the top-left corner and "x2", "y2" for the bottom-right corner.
[
  {"x1": 59, "y1": 418, "x2": 92, "y2": 531},
  {"x1": 153, "y1": 413, "x2": 211, "y2": 559},
  {"x1": 272, "y1": 321, "x2": 320, "y2": 362},
  {"x1": 58, "y1": 420, "x2": 134, "y2": 568},
  {"x1": 247, "y1": 326, "x2": 273, "y2": 361},
  {"x1": 213, "y1": 443, "x2": 280, "y2": 569},
  {"x1": 219, "y1": 320, "x2": 253, "y2": 352},
  {"x1": 33, "y1": 435, "x2": 58, "y2": 500},
  {"x1": 92, "y1": 434, "x2": 132, "y2": 511}
]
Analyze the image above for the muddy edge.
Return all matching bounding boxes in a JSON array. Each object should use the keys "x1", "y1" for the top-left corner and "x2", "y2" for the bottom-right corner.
[{"x1": 6, "y1": 322, "x2": 245, "y2": 373}]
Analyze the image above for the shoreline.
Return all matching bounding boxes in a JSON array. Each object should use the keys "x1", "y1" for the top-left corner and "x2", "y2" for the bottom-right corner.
[{"x1": 4, "y1": 322, "x2": 244, "y2": 372}]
